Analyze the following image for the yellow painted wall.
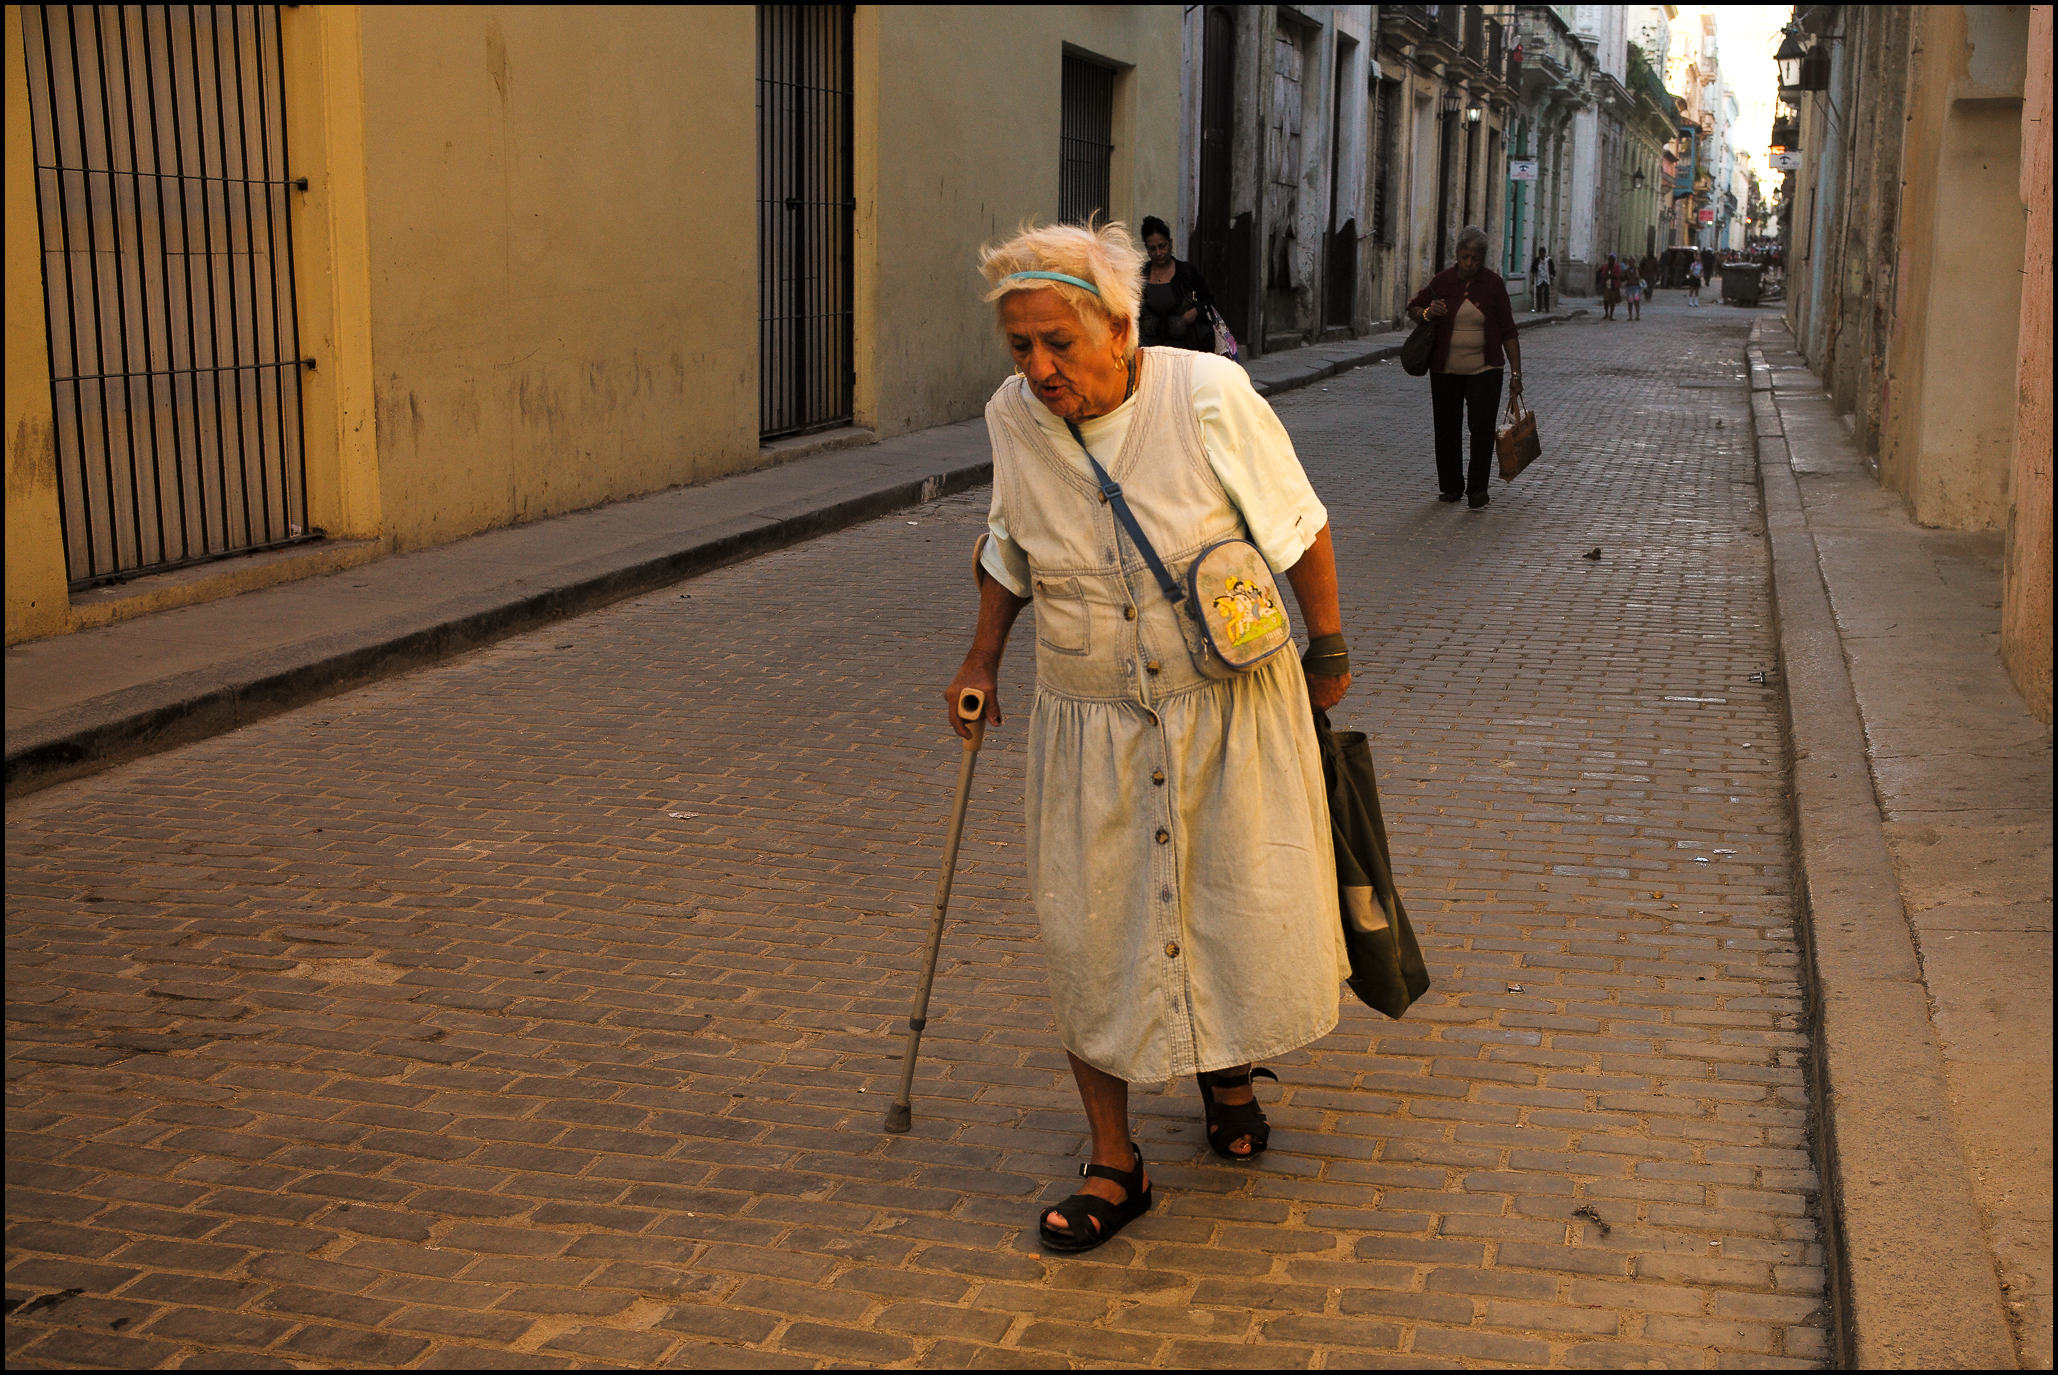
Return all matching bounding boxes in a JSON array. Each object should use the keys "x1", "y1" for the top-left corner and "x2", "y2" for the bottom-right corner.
[
  {"x1": 354, "y1": 5, "x2": 758, "y2": 552},
  {"x1": 7, "y1": 5, "x2": 1179, "y2": 643},
  {"x1": 282, "y1": 5, "x2": 383, "y2": 545},
  {"x1": 856, "y1": 6, "x2": 1181, "y2": 437},
  {"x1": 4, "y1": 6, "x2": 70, "y2": 643}
]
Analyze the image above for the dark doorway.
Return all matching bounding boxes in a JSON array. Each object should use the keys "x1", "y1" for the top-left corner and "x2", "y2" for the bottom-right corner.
[
  {"x1": 757, "y1": 4, "x2": 853, "y2": 441},
  {"x1": 1059, "y1": 54, "x2": 1115, "y2": 225},
  {"x1": 1322, "y1": 42, "x2": 1353, "y2": 331},
  {"x1": 1191, "y1": 6, "x2": 1249, "y2": 346}
]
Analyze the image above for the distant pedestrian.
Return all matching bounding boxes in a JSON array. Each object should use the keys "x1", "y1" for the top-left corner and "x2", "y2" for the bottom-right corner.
[
  {"x1": 1530, "y1": 244, "x2": 1553, "y2": 312},
  {"x1": 1687, "y1": 255, "x2": 1704, "y2": 306},
  {"x1": 1639, "y1": 252, "x2": 1660, "y2": 297},
  {"x1": 953, "y1": 218, "x2": 1355, "y2": 1253},
  {"x1": 1600, "y1": 252, "x2": 1625, "y2": 320},
  {"x1": 1625, "y1": 265, "x2": 1644, "y2": 320},
  {"x1": 1407, "y1": 224, "x2": 1524, "y2": 509},
  {"x1": 1137, "y1": 216, "x2": 1216, "y2": 352}
]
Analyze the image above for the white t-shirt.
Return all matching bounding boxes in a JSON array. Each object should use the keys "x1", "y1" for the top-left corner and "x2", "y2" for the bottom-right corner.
[{"x1": 980, "y1": 351, "x2": 1328, "y2": 597}]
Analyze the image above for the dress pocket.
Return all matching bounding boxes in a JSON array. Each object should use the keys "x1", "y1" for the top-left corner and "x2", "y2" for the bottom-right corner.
[{"x1": 1033, "y1": 575, "x2": 1092, "y2": 656}]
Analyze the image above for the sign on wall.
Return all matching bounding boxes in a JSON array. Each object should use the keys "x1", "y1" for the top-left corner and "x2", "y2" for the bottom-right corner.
[
  {"x1": 1699, "y1": 208, "x2": 1717, "y2": 222},
  {"x1": 1508, "y1": 158, "x2": 1538, "y2": 181},
  {"x1": 1769, "y1": 150, "x2": 1803, "y2": 170}
]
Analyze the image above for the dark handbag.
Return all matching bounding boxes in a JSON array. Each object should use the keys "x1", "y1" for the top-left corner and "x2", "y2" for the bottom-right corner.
[
  {"x1": 1495, "y1": 394, "x2": 1541, "y2": 481},
  {"x1": 1314, "y1": 711, "x2": 1430, "y2": 1018},
  {"x1": 1399, "y1": 314, "x2": 1437, "y2": 376}
]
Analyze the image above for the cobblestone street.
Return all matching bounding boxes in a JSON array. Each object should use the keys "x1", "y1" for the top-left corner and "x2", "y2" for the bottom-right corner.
[{"x1": 5, "y1": 299, "x2": 1831, "y2": 1368}]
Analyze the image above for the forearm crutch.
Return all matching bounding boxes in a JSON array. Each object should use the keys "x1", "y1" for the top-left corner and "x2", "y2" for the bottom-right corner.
[{"x1": 883, "y1": 687, "x2": 987, "y2": 1133}]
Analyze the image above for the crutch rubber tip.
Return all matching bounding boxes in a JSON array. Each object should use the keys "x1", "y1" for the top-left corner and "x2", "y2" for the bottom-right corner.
[{"x1": 883, "y1": 1102, "x2": 913, "y2": 1134}]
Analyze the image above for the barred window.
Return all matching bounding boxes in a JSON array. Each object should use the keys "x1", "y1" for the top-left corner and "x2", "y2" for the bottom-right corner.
[{"x1": 1059, "y1": 54, "x2": 1114, "y2": 224}]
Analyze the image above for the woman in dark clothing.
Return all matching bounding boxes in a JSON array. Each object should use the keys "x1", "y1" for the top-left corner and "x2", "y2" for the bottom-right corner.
[
  {"x1": 1406, "y1": 225, "x2": 1524, "y2": 509},
  {"x1": 1137, "y1": 216, "x2": 1216, "y2": 351}
]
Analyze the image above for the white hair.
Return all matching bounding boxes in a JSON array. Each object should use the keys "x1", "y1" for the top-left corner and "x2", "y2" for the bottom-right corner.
[
  {"x1": 978, "y1": 217, "x2": 1146, "y2": 355},
  {"x1": 1456, "y1": 225, "x2": 1491, "y2": 253}
]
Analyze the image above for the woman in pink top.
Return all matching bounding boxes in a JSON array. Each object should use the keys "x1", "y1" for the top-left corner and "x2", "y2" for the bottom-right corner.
[{"x1": 1405, "y1": 226, "x2": 1525, "y2": 509}]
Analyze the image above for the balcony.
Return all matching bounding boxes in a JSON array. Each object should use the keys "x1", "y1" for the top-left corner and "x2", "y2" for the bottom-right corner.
[{"x1": 1433, "y1": 4, "x2": 1461, "y2": 49}]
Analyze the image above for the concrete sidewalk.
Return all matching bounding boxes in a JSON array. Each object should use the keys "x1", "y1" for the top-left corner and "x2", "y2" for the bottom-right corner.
[
  {"x1": 1749, "y1": 317, "x2": 2053, "y2": 1368},
  {"x1": 3, "y1": 311, "x2": 1583, "y2": 799}
]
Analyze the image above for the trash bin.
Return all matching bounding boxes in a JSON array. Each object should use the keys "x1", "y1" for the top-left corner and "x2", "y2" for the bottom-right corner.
[{"x1": 1721, "y1": 263, "x2": 1765, "y2": 306}]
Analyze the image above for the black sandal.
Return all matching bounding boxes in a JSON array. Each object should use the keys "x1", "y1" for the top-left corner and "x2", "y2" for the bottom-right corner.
[
  {"x1": 1037, "y1": 1145, "x2": 1151, "y2": 1253},
  {"x1": 1195, "y1": 1066, "x2": 1279, "y2": 1161}
]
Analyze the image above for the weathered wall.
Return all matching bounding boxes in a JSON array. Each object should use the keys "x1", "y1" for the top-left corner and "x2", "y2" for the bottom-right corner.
[
  {"x1": 3, "y1": 5, "x2": 69, "y2": 643},
  {"x1": 2002, "y1": 5, "x2": 2052, "y2": 721},
  {"x1": 281, "y1": 5, "x2": 383, "y2": 546},
  {"x1": 856, "y1": 7, "x2": 1180, "y2": 437},
  {"x1": 1878, "y1": 5, "x2": 2026, "y2": 531},
  {"x1": 355, "y1": 6, "x2": 758, "y2": 552},
  {"x1": 1821, "y1": 6, "x2": 1909, "y2": 454}
]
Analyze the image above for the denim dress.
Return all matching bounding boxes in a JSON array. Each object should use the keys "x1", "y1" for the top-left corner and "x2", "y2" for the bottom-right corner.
[{"x1": 981, "y1": 347, "x2": 1347, "y2": 1083}]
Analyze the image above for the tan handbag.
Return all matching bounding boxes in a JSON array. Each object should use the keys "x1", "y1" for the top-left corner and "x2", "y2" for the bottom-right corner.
[{"x1": 1496, "y1": 394, "x2": 1541, "y2": 482}]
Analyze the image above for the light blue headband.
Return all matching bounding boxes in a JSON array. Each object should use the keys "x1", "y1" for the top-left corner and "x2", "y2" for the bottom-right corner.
[{"x1": 1002, "y1": 270, "x2": 1102, "y2": 296}]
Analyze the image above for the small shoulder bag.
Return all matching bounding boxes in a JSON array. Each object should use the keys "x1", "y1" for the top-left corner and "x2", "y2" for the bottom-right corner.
[{"x1": 1063, "y1": 419, "x2": 1292, "y2": 679}]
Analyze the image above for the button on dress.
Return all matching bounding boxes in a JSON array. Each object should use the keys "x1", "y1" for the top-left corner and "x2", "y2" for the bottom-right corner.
[{"x1": 979, "y1": 347, "x2": 1347, "y2": 1083}]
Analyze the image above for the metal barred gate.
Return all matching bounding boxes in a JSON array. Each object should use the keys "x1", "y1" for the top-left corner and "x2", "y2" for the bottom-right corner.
[
  {"x1": 756, "y1": 4, "x2": 853, "y2": 441},
  {"x1": 22, "y1": 5, "x2": 313, "y2": 590}
]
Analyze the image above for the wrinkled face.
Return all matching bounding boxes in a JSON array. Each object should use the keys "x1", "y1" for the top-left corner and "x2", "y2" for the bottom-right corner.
[
  {"x1": 999, "y1": 289, "x2": 1130, "y2": 422},
  {"x1": 1455, "y1": 244, "x2": 1485, "y2": 279},
  {"x1": 1143, "y1": 233, "x2": 1173, "y2": 267}
]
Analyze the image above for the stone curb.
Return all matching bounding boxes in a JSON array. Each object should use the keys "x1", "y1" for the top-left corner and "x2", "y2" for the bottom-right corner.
[
  {"x1": 1746, "y1": 321, "x2": 2017, "y2": 1370},
  {"x1": 5, "y1": 315, "x2": 1587, "y2": 800}
]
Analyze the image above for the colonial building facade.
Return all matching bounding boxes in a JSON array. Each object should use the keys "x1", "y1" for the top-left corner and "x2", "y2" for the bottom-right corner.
[
  {"x1": 5, "y1": 5, "x2": 1182, "y2": 642},
  {"x1": 1777, "y1": 4, "x2": 2050, "y2": 719}
]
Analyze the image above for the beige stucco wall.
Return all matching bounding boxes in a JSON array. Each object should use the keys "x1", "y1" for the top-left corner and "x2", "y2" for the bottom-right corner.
[
  {"x1": 2002, "y1": 4, "x2": 2052, "y2": 722},
  {"x1": 855, "y1": 7, "x2": 1180, "y2": 437},
  {"x1": 4, "y1": 6, "x2": 69, "y2": 643},
  {"x1": 1879, "y1": 5, "x2": 2027, "y2": 532},
  {"x1": 354, "y1": 6, "x2": 757, "y2": 552}
]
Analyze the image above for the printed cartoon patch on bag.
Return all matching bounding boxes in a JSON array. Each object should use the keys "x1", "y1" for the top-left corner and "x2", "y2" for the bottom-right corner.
[
  {"x1": 1185, "y1": 537, "x2": 1292, "y2": 675},
  {"x1": 1210, "y1": 575, "x2": 1286, "y2": 648}
]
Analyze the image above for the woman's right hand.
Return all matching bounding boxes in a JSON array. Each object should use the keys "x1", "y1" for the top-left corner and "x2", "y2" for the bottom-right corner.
[
  {"x1": 1425, "y1": 299, "x2": 1448, "y2": 319},
  {"x1": 944, "y1": 656, "x2": 1002, "y2": 740}
]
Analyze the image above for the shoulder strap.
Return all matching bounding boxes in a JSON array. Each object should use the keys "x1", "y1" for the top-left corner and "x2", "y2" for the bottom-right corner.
[{"x1": 1063, "y1": 418, "x2": 1185, "y2": 605}]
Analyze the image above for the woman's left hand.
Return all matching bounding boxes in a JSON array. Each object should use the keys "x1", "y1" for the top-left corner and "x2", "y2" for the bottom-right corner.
[{"x1": 1307, "y1": 670, "x2": 1351, "y2": 713}]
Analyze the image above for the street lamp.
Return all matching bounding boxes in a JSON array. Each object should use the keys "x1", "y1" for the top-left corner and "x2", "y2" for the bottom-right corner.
[
  {"x1": 1775, "y1": 24, "x2": 1807, "y2": 93},
  {"x1": 1631, "y1": 168, "x2": 1646, "y2": 191},
  {"x1": 1466, "y1": 102, "x2": 1482, "y2": 124},
  {"x1": 1441, "y1": 86, "x2": 1463, "y2": 119}
]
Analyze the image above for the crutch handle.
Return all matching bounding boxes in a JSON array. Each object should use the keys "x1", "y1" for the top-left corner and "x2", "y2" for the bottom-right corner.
[{"x1": 956, "y1": 688, "x2": 987, "y2": 751}]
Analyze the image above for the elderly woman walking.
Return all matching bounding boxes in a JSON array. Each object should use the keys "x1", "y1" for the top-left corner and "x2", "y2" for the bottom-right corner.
[
  {"x1": 946, "y1": 220, "x2": 1352, "y2": 1252},
  {"x1": 1406, "y1": 225, "x2": 1524, "y2": 509}
]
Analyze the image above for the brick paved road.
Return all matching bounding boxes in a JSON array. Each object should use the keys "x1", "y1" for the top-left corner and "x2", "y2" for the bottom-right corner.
[{"x1": 6, "y1": 297, "x2": 1827, "y2": 1368}]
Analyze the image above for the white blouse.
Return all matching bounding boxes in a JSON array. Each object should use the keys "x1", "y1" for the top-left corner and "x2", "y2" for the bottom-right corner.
[{"x1": 979, "y1": 351, "x2": 1328, "y2": 596}]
